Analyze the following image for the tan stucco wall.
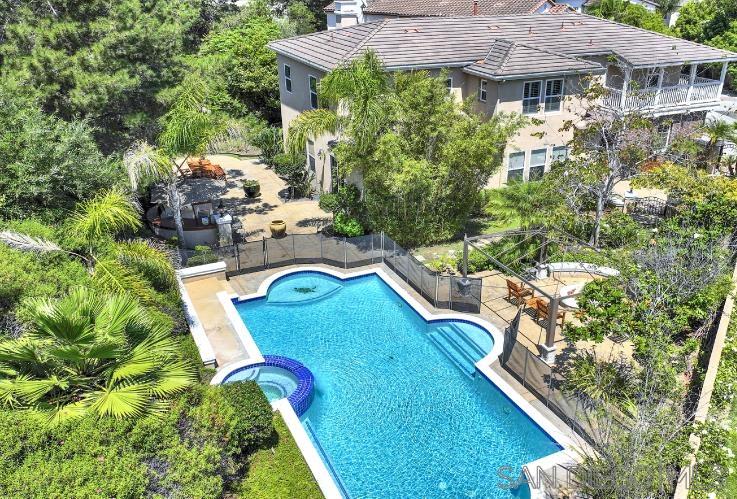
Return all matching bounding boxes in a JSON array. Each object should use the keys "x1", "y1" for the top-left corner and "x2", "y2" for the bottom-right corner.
[
  {"x1": 276, "y1": 55, "x2": 336, "y2": 193},
  {"x1": 277, "y1": 52, "x2": 600, "y2": 192}
]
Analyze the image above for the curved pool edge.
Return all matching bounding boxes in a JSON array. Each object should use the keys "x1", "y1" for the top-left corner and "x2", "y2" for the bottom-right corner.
[{"x1": 213, "y1": 265, "x2": 577, "y2": 498}]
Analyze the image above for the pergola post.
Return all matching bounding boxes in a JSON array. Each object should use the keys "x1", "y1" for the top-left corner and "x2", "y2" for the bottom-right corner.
[{"x1": 540, "y1": 296, "x2": 559, "y2": 364}]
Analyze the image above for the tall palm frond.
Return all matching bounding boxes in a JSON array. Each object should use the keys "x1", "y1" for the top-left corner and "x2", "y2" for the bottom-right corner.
[
  {"x1": 70, "y1": 190, "x2": 142, "y2": 243},
  {"x1": 0, "y1": 231, "x2": 61, "y2": 253},
  {"x1": 124, "y1": 141, "x2": 173, "y2": 191},
  {"x1": 115, "y1": 240, "x2": 177, "y2": 292},
  {"x1": 287, "y1": 109, "x2": 338, "y2": 156},
  {"x1": 92, "y1": 259, "x2": 157, "y2": 306},
  {"x1": 485, "y1": 181, "x2": 558, "y2": 229}
]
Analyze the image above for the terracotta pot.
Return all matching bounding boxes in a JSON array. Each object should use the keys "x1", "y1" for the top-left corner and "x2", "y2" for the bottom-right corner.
[{"x1": 270, "y1": 220, "x2": 287, "y2": 238}]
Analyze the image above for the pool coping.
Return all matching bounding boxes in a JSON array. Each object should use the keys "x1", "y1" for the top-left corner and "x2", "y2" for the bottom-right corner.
[{"x1": 211, "y1": 266, "x2": 577, "y2": 498}]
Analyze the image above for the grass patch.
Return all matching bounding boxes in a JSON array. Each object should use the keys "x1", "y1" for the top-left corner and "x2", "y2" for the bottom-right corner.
[{"x1": 238, "y1": 414, "x2": 323, "y2": 499}]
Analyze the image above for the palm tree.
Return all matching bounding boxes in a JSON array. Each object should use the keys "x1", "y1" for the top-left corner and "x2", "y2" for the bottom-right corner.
[
  {"x1": 701, "y1": 118, "x2": 737, "y2": 173},
  {"x1": 287, "y1": 50, "x2": 390, "y2": 157},
  {"x1": 126, "y1": 75, "x2": 249, "y2": 247},
  {"x1": 484, "y1": 181, "x2": 559, "y2": 230},
  {"x1": 0, "y1": 190, "x2": 177, "y2": 306},
  {"x1": 0, "y1": 288, "x2": 194, "y2": 422}
]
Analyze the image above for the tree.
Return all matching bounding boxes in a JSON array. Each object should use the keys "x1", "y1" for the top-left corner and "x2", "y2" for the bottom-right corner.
[
  {"x1": 288, "y1": 51, "x2": 526, "y2": 245},
  {"x1": 0, "y1": 80, "x2": 121, "y2": 222},
  {"x1": 0, "y1": 288, "x2": 195, "y2": 422},
  {"x1": 483, "y1": 180, "x2": 560, "y2": 230},
  {"x1": 0, "y1": 0, "x2": 235, "y2": 152},
  {"x1": 588, "y1": 0, "x2": 671, "y2": 34},
  {"x1": 700, "y1": 118, "x2": 737, "y2": 173}
]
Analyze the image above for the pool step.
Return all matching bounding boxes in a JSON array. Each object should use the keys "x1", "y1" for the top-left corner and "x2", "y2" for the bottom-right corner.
[
  {"x1": 428, "y1": 330, "x2": 477, "y2": 378},
  {"x1": 443, "y1": 323, "x2": 487, "y2": 358}
]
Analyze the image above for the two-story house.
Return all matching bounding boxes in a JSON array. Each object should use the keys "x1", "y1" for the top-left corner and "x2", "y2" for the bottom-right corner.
[{"x1": 269, "y1": 12, "x2": 736, "y2": 192}]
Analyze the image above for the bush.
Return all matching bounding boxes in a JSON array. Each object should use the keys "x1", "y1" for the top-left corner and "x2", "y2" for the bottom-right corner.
[
  {"x1": 253, "y1": 127, "x2": 283, "y2": 168},
  {"x1": 189, "y1": 381, "x2": 273, "y2": 457},
  {"x1": 186, "y1": 245, "x2": 219, "y2": 267},
  {"x1": 273, "y1": 152, "x2": 312, "y2": 198},
  {"x1": 599, "y1": 211, "x2": 641, "y2": 248},
  {"x1": 333, "y1": 212, "x2": 364, "y2": 237},
  {"x1": 462, "y1": 249, "x2": 494, "y2": 274}
]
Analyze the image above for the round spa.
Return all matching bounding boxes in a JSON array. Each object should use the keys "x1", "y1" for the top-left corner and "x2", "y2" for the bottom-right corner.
[{"x1": 222, "y1": 355, "x2": 315, "y2": 416}]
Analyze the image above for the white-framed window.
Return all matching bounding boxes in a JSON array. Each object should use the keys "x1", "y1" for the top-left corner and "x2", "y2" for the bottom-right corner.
[
  {"x1": 552, "y1": 146, "x2": 569, "y2": 163},
  {"x1": 507, "y1": 151, "x2": 525, "y2": 183},
  {"x1": 529, "y1": 148, "x2": 547, "y2": 181},
  {"x1": 309, "y1": 75, "x2": 318, "y2": 109},
  {"x1": 523, "y1": 81, "x2": 541, "y2": 114},
  {"x1": 544, "y1": 79, "x2": 563, "y2": 112},
  {"x1": 445, "y1": 77, "x2": 453, "y2": 92},
  {"x1": 284, "y1": 64, "x2": 292, "y2": 93},
  {"x1": 307, "y1": 140, "x2": 316, "y2": 173},
  {"x1": 479, "y1": 79, "x2": 488, "y2": 102}
]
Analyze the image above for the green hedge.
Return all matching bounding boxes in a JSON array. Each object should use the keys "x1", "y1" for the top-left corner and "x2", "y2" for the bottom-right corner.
[{"x1": 0, "y1": 381, "x2": 274, "y2": 498}]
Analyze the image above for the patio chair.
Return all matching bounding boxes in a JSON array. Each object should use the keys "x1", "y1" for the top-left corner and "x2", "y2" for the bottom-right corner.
[
  {"x1": 506, "y1": 279, "x2": 533, "y2": 306},
  {"x1": 535, "y1": 299, "x2": 566, "y2": 328}
]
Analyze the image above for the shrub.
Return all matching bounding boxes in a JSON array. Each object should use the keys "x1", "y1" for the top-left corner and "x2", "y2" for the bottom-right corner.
[
  {"x1": 462, "y1": 249, "x2": 494, "y2": 274},
  {"x1": 273, "y1": 152, "x2": 312, "y2": 198},
  {"x1": 253, "y1": 127, "x2": 283, "y2": 168},
  {"x1": 187, "y1": 245, "x2": 219, "y2": 267},
  {"x1": 599, "y1": 211, "x2": 641, "y2": 248},
  {"x1": 333, "y1": 212, "x2": 364, "y2": 237},
  {"x1": 189, "y1": 381, "x2": 273, "y2": 457}
]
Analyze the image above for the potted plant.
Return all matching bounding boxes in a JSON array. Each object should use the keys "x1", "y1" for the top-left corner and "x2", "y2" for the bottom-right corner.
[
  {"x1": 270, "y1": 220, "x2": 287, "y2": 238},
  {"x1": 243, "y1": 179, "x2": 261, "y2": 198}
]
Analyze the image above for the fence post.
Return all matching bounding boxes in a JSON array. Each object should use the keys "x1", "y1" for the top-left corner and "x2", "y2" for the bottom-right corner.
[
  {"x1": 234, "y1": 242, "x2": 240, "y2": 272},
  {"x1": 344, "y1": 237, "x2": 348, "y2": 269},
  {"x1": 320, "y1": 233, "x2": 323, "y2": 262},
  {"x1": 263, "y1": 236, "x2": 269, "y2": 268},
  {"x1": 449, "y1": 278, "x2": 453, "y2": 309},
  {"x1": 434, "y1": 274, "x2": 439, "y2": 307},
  {"x1": 292, "y1": 235, "x2": 296, "y2": 265},
  {"x1": 371, "y1": 234, "x2": 375, "y2": 264},
  {"x1": 522, "y1": 349, "x2": 529, "y2": 387},
  {"x1": 393, "y1": 240, "x2": 396, "y2": 268},
  {"x1": 380, "y1": 231, "x2": 385, "y2": 262}
]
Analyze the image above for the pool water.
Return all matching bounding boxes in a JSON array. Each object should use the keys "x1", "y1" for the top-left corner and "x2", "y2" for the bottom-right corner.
[
  {"x1": 224, "y1": 365, "x2": 298, "y2": 402},
  {"x1": 235, "y1": 272, "x2": 561, "y2": 498}
]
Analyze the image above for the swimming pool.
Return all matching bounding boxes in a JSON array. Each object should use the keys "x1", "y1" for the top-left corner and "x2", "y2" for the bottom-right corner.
[{"x1": 230, "y1": 269, "x2": 563, "y2": 498}]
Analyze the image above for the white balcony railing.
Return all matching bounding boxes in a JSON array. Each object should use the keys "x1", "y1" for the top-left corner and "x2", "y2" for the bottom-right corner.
[{"x1": 603, "y1": 76, "x2": 722, "y2": 112}]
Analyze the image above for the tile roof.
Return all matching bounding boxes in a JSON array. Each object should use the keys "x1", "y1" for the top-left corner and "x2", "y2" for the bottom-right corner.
[
  {"x1": 464, "y1": 39, "x2": 602, "y2": 79},
  {"x1": 324, "y1": 0, "x2": 552, "y2": 16},
  {"x1": 269, "y1": 13, "x2": 737, "y2": 77}
]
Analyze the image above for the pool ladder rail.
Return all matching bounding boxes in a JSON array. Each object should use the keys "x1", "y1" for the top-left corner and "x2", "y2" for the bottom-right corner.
[{"x1": 427, "y1": 324, "x2": 487, "y2": 378}]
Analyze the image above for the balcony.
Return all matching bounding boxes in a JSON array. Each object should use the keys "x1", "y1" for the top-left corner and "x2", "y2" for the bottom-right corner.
[{"x1": 603, "y1": 75, "x2": 723, "y2": 112}]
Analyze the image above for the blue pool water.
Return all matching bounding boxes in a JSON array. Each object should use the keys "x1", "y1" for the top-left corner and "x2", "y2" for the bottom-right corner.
[{"x1": 234, "y1": 271, "x2": 561, "y2": 498}]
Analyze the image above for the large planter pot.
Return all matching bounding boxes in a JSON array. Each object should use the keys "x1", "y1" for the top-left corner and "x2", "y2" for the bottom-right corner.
[
  {"x1": 270, "y1": 220, "x2": 287, "y2": 238},
  {"x1": 243, "y1": 181, "x2": 261, "y2": 198}
]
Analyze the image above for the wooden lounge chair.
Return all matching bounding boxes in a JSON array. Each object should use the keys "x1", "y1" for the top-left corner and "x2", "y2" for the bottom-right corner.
[
  {"x1": 536, "y1": 299, "x2": 566, "y2": 327},
  {"x1": 506, "y1": 279, "x2": 533, "y2": 306}
]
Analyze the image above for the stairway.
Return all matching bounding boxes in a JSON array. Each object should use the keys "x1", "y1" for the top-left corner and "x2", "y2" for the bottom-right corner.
[{"x1": 427, "y1": 324, "x2": 486, "y2": 378}]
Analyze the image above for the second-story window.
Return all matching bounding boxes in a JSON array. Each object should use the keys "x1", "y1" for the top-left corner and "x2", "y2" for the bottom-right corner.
[
  {"x1": 479, "y1": 79, "x2": 488, "y2": 102},
  {"x1": 284, "y1": 64, "x2": 292, "y2": 93},
  {"x1": 544, "y1": 79, "x2": 563, "y2": 112},
  {"x1": 309, "y1": 75, "x2": 318, "y2": 109},
  {"x1": 523, "y1": 81, "x2": 541, "y2": 114}
]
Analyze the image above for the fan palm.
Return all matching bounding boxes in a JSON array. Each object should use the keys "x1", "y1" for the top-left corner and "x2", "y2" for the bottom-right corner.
[
  {"x1": 287, "y1": 50, "x2": 391, "y2": 157},
  {"x1": 0, "y1": 288, "x2": 195, "y2": 422},
  {"x1": 484, "y1": 181, "x2": 559, "y2": 230},
  {"x1": 701, "y1": 118, "x2": 737, "y2": 173}
]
